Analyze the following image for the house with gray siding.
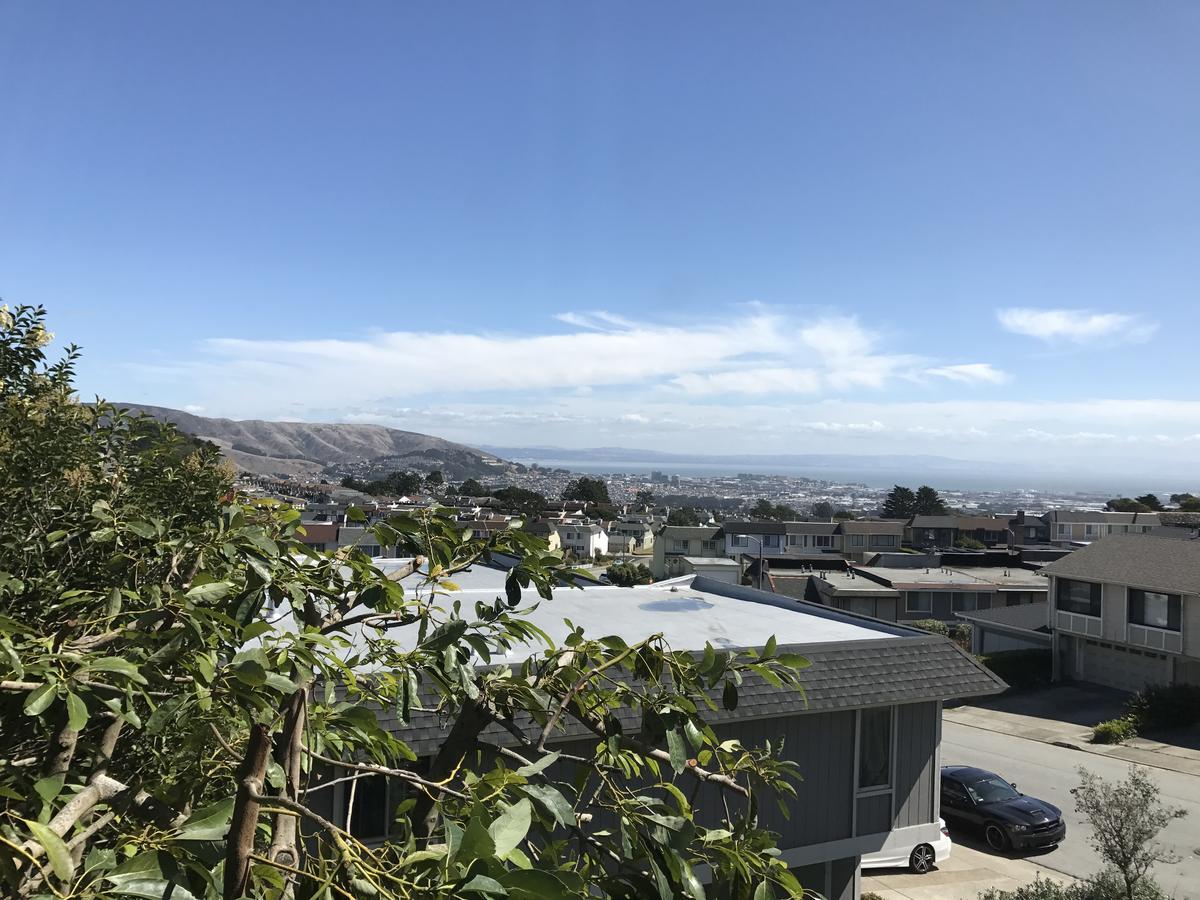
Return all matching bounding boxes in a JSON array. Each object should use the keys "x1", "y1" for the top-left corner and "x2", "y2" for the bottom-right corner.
[
  {"x1": 1042, "y1": 533, "x2": 1200, "y2": 692},
  {"x1": 311, "y1": 568, "x2": 1004, "y2": 898},
  {"x1": 838, "y1": 520, "x2": 905, "y2": 561},
  {"x1": 1044, "y1": 510, "x2": 1160, "y2": 548},
  {"x1": 650, "y1": 524, "x2": 724, "y2": 578}
]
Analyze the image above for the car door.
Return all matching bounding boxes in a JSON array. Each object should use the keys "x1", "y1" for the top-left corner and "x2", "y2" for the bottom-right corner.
[{"x1": 941, "y1": 778, "x2": 979, "y2": 826}]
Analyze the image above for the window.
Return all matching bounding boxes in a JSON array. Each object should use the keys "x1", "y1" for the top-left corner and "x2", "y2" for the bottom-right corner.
[
  {"x1": 1128, "y1": 589, "x2": 1181, "y2": 632},
  {"x1": 1057, "y1": 524, "x2": 1070, "y2": 537},
  {"x1": 1084, "y1": 524, "x2": 1099, "y2": 537},
  {"x1": 858, "y1": 707, "x2": 892, "y2": 789},
  {"x1": 671, "y1": 539, "x2": 689, "y2": 553},
  {"x1": 813, "y1": 535, "x2": 833, "y2": 548},
  {"x1": 906, "y1": 591, "x2": 932, "y2": 613},
  {"x1": 701, "y1": 539, "x2": 720, "y2": 553},
  {"x1": 342, "y1": 774, "x2": 390, "y2": 841},
  {"x1": 1057, "y1": 578, "x2": 1101, "y2": 617},
  {"x1": 763, "y1": 534, "x2": 780, "y2": 549},
  {"x1": 850, "y1": 534, "x2": 865, "y2": 548},
  {"x1": 731, "y1": 535, "x2": 749, "y2": 548},
  {"x1": 952, "y1": 592, "x2": 978, "y2": 612},
  {"x1": 873, "y1": 534, "x2": 896, "y2": 547},
  {"x1": 787, "y1": 534, "x2": 800, "y2": 547}
]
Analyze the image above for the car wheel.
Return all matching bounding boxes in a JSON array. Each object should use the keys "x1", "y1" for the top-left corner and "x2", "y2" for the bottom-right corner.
[
  {"x1": 909, "y1": 843, "x2": 935, "y2": 874},
  {"x1": 985, "y1": 823, "x2": 1011, "y2": 852}
]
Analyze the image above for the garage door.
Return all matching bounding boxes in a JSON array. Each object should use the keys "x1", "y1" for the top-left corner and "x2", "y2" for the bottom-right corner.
[{"x1": 1080, "y1": 641, "x2": 1170, "y2": 692}]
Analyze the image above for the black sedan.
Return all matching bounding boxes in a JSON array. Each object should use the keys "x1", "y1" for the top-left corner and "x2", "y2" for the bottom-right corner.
[{"x1": 940, "y1": 765, "x2": 1066, "y2": 852}]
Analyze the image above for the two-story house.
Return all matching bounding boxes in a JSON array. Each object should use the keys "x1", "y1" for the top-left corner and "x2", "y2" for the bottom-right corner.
[
  {"x1": 1042, "y1": 533, "x2": 1200, "y2": 691},
  {"x1": 312, "y1": 566, "x2": 1005, "y2": 899},
  {"x1": 651, "y1": 524, "x2": 725, "y2": 579},
  {"x1": 554, "y1": 522, "x2": 610, "y2": 559},
  {"x1": 607, "y1": 518, "x2": 656, "y2": 553},
  {"x1": 723, "y1": 521, "x2": 846, "y2": 559}
]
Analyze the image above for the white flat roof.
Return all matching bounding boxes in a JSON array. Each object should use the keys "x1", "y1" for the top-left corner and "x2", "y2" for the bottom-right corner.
[{"x1": 280, "y1": 565, "x2": 911, "y2": 665}]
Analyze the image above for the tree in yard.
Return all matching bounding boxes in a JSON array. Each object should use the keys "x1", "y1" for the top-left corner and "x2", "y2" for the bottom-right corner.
[
  {"x1": 880, "y1": 485, "x2": 917, "y2": 519},
  {"x1": 1107, "y1": 498, "x2": 1151, "y2": 513},
  {"x1": 457, "y1": 477, "x2": 486, "y2": 496},
  {"x1": 832, "y1": 509, "x2": 856, "y2": 521},
  {"x1": 666, "y1": 507, "x2": 703, "y2": 526},
  {"x1": 0, "y1": 304, "x2": 815, "y2": 899},
  {"x1": 490, "y1": 485, "x2": 549, "y2": 520},
  {"x1": 810, "y1": 501, "x2": 834, "y2": 519},
  {"x1": 424, "y1": 469, "x2": 444, "y2": 487},
  {"x1": 1133, "y1": 493, "x2": 1164, "y2": 512},
  {"x1": 634, "y1": 488, "x2": 656, "y2": 509},
  {"x1": 1071, "y1": 765, "x2": 1187, "y2": 900},
  {"x1": 561, "y1": 476, "x2": 611, "y2": 506},
  {"x1": 913, "y1": 485, "x2": 947, "y2": 516},
  {"x1": 750, "y1": 500, "x2": 799, "y2": 521},
  {"x1": 605, "y1": 562, "x2": 654, "y2": 587}
]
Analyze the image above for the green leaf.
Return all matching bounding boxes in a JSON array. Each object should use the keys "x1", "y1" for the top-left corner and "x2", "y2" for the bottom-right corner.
[
  {"x1": 775, "y1": 653, "x2": 811, "y2": 670},
  {"x1": 456, "y1": 815, "x2": 495, "y2": 863},
  {"x1": 65, "y1": 691, "x2": 88, "y2": 731},
  {"x1": 683, "y1": 718, "x2": 704, "y2": 752},
  {"x1": 82, "y1": 657, "x2": 147, "y2": 685},
  {"x1": 488, "y1": 799, "x2": 531, "y2": 860},
  {"x1": 263, "y1": 672, "x2": 297, "y2": 694},
  {"x1": 23, "y1": 682, "x2": 57, "y2": 716},
  {"x1": 666, "y1": 727, "x2": 688, "y2": 774},
  {"x1": 753, "y1": 879, "x2": 773, "y2": 900},
  {"x1": 763, "y1": 635, "x2": 777, "y2": 659},
  {"x1": 24, "y1": 819, "x2": 73, "y2": 882},
  {"x1": 33, "y1": 775, "x2": 65, "y2": 807},
  {"x1": 185, "y1": 581, "x2": 231, "y2": 602},
  {"x1": 241, "y1": 620, "x2": 273, "y2": 641},
  {"x1": 107, "y1": 878, "x2": 199, "y2": 900},
  {"x1": 515, "y1": 751, "x2": 559, "y2": 778},
  {"x1": 522, "y1": 784, "x2": 574, "y2": 828},
  {"x1": 460, "y1": 875, "x2": 507, "y2": 896},
  {"x1": 421, "y1": 619, "x2": 467, "y2": 653},
  {"x1": 173, "y1": 797, "x2": 235, "y2": 841}
]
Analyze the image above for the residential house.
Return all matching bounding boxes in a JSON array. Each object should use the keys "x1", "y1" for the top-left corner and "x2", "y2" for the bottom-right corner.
[
  {"x1": 554, "y1": 522, "x2": 609, "y2": 559},
  {"x1": 607, "y1": 518, "x2": 656, "y2": 553},
  {"x1": 723, "y1": 521, "x2": 843, "y2": 559},
  {"x1": 954, "y1": 603, "x2": 1052, "y2": 656},
  {"x1": 296, "y1": 521, "x2": 338, "y2": 552},
  {"x1": 1044, "y1": 510, "x2": 1160, "y2": 547},
  {"x1": 1042, "y1": 533, "x2": 1200, "y2": 691},
  {"x1": 1008, "y1": 512, "x2": 1049, "y2": 545},
  {"x1": 906, "y1": 517, "x2": 1011, "y2": 550},
  {"x1": 838, "y1": 520, "x2": 905, "y2": 562},
  {"x1": 312, "y1": 568, "x2": 1005, "y2": 898},
  {"x1": 524, "y1": 520, "x2": 562, "y2": 552},
  {"x1": 651, "y1": 524, "x2": 725, "y2": 579},
  {"x1": 813, "y1": 563, "x2": 1048, "y2": 624}
]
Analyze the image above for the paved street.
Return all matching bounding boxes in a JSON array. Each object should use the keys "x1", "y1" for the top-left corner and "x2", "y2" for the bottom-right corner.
[{"x1": 941, "y1": 721, "x2": 1200, "y2": 899}]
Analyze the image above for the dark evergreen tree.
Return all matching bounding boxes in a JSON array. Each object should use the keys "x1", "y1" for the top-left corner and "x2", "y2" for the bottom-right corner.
[
  {"x1": 914, "y1": 485, "x2": 948, "y2": 516},
  {"x1": 880, "y1": 485, "x2": 917, "y2": 519}
]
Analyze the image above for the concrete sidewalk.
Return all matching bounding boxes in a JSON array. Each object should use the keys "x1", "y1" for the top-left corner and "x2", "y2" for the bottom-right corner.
[
  {"x1": 944, "y1": 686, "x2": 1200, "y2": 777},
  {"x1": 863, "y1": 844, "x2": 1076, "y2": 900}
]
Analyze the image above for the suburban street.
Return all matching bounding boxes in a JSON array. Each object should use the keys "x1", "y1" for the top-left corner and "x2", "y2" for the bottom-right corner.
[{"x1": 942, "y1": 722, "x2": 1200, "y2": 899}]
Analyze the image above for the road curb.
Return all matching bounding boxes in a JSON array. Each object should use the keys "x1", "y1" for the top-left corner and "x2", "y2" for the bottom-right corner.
[{"x1": 945, "y1": 717, "x2": 1195, "y2": 777}]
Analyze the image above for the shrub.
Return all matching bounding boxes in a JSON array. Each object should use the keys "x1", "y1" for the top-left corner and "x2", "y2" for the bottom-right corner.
[
  {"x1": 606, "y1": 561, "x2": 653, "y2": 587},
  {"x1": 910, "y1": 618, "x2": 950, "y2": 636},
  {"x1": 978, "y1": 648, "x2": 1053, "y2": 691},
  {"x1": 978, "y1": 875, "x2": 1079, "y2": 900},
  {"x1": 1126, "y1": 683, "x2": 1200, "y2": 731},
  {"x1": 949, "y1": 622, "x2": 973, "y2": 647},
  {"x1": 1092, "y1": 717, "x2": 1139, "y2": 744},
  {"x1": 955, "y1": 536, "x2": 986, "y2": 550}
]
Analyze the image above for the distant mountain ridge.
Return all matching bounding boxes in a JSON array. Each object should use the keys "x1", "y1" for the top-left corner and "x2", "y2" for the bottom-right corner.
[
  {"x1": 119, "y1": 405, "x2": 506, "y2": 479},
  {"x1": 482, "y1": 445, "x2": 986, "y2": 471}
]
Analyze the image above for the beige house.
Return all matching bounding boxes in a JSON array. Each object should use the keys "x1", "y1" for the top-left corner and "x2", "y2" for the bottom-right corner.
[
  {"x1": 651, "y1": 524, "x2": 724, "y2": 579},
  {"x1": 1043, "y1": 533, "x2": 1200, "y2": 692},
  {"x1": 1043, "y1": 510, "x2": 1160, "y2": 547}
]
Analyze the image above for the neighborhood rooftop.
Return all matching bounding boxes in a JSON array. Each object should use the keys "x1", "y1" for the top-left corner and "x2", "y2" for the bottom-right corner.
[{"x1": 1041, "y1": 532, "x2": 1200, "y2": 597}]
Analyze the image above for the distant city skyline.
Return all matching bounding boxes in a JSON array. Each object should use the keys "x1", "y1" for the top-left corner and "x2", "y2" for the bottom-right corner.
[{"x1": 3, "y1": 3, "x2": 1199, "y2": 478}]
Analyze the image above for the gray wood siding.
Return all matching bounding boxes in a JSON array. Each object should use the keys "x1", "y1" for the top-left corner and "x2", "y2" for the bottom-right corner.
[
  {"x1": 894, "y1": 701, "x2": 938, "y2": 828},
  {"x1": 830, "y1": 856, "x2": 859, "y2": 900},
  {"x1": 856, "y1": 793, "x2": 891, "y2": 835},
  {"x1": 720, "y1": 710, "x2": 856, "y2": 846}
]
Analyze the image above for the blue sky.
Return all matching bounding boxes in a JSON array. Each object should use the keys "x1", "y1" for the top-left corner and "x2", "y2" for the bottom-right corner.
[{"x1": 3, "y1": 2, "x2": 1199, "y2": 477}]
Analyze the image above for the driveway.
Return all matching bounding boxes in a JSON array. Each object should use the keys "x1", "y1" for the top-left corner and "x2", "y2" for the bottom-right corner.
[{"x1": 862, "y1": 843, "x2": 1075, "y2": 900}]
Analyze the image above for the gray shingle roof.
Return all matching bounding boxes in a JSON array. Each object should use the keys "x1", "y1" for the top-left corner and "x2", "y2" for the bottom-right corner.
[
  {"x1": 1040, "y1": 533, "x2": 1200, "y2": 596},
  {"x1": 378, "y1": 635, "x2": 1006, "y2": 756},
  {"x1": 722, "y1": 521, "x2": 788, "y2": 535},
  {"x1": 838, "y1": 520, "x2": 905, "y2": 535},
  {"x1": 956, "y1": 601, "x2": 1051, "y2": 633}
]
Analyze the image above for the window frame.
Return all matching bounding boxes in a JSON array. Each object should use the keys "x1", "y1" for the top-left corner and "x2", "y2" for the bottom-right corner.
[
  {"x1": 1056, "y1": 578, "x2": 1102, "y2": 618},
  {"x1": 856, "y1": 706, "x2": 894, "y2": 793},
  {"x1": 1128, "y1": 588, "x2": 1181, "y2": 632},
  {"x1": 905, "y1": 591, "x2": 932, "y2": 614}
]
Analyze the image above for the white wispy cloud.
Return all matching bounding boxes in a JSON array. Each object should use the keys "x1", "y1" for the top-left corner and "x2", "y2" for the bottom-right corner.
[
  {"x1": 135, "y1": 309, "x2": 1002, "y2": 405},
  {"x1": 924, "y1": 363, "x2": 1010, "y2": 385},
  {"x1": 996, "y1": 308, "x2": 1157, "y2": 344}
]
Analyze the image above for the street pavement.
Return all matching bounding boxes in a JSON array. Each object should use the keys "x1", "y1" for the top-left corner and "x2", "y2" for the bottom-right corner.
[{"x1": 940, "y1": 721, "x2": 1200, "y2": 899}]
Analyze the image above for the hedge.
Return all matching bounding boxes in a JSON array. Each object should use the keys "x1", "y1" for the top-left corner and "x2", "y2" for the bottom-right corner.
[{"x1": 977, "y1": 648, "x2": 1053, "y2": 691}]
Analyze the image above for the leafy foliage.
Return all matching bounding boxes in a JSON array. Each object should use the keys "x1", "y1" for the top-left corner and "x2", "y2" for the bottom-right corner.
[
  {"x1": 606, "y1": 562, "x2": 653, "y2": 587},
  {"x1": 1071, "y1": 766, "x2": 1187, "y2": 900},
  {"x1": 0, "y1": 305, "x2": 815, "y2": 899},
  {"x1": 1092, "y1": 718, "x2": 1139, "y2": 745},
  {"x1": 1125, "y1": 683, "x2": 1200, "y2": 731},
  {"x1": 914, "y1": 486, "x2": 948, "y2": 516},
  {"x1": 561, "y1": 477, "x2": 611, "y2": 506},
  {"x1": 749, "y1": 500, "x2": 798, "y2": 521},
  {"x1": 880, "y1": 486, "x2": 917, "y2": 519},
  {"x1": 666, "y1": 508, "x2": 704, "y2": 526}
]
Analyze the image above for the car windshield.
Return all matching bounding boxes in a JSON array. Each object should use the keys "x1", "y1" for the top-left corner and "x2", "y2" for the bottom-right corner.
[{"x1": 965, "y1": 776, "x2": 1020, "y2": 804}]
